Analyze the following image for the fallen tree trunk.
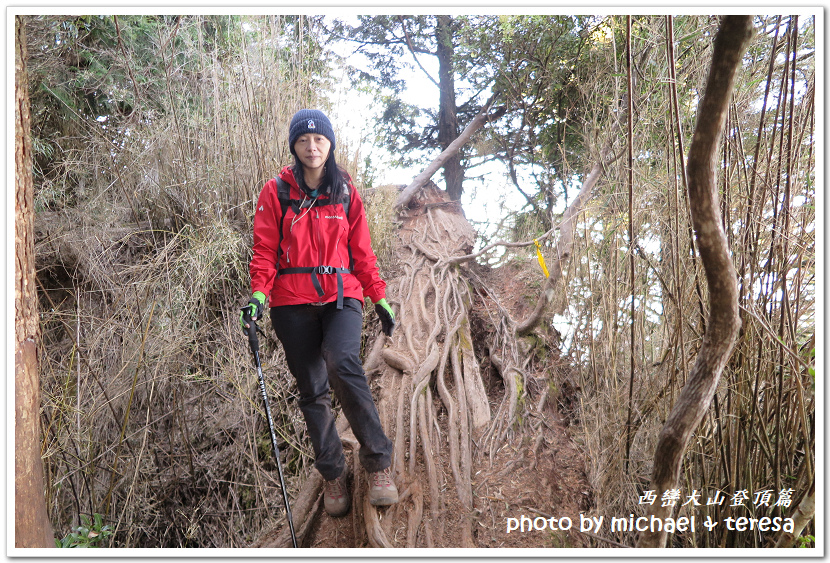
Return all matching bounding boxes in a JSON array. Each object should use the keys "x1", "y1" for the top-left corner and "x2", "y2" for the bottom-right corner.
[
  {"x1": 637, "y1": 15, "x2": 752, "y2": 548},
  {"x1": 395, "y1": 93, "x2": 504, "y2": 210}
]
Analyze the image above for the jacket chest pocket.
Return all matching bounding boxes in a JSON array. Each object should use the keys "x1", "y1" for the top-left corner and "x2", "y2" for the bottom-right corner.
[{"x1": 317, "y1": 211, "x2": 349, "y2": 265}]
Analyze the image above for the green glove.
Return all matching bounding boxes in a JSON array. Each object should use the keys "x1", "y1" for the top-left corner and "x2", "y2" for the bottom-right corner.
[
  {"x1": 240, "y1": 291, "x2": 266, "y2": 332},
  {"x1": 374, "y1": 298, "x2": 396, "y2": 337}
]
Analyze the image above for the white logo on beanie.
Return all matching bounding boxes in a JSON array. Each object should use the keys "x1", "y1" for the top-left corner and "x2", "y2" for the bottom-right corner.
[{"x1": 308, "y1": 119, "x2": 316, "y2": 129}]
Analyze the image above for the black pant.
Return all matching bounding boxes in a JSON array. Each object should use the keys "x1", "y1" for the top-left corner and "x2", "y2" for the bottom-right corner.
[{"x1": 271, "y1": 298, "x2": 393, "y2": 481}]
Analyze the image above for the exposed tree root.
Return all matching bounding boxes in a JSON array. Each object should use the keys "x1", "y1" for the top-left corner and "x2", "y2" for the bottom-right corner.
[{"x1": 251, "y1": 183, "x2": 585, "y2": 548}]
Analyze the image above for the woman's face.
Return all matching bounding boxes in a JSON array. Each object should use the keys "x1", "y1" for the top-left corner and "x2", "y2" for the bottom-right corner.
[{"x1": 294, "y1": 133, "x2": 331, "y2": 173}]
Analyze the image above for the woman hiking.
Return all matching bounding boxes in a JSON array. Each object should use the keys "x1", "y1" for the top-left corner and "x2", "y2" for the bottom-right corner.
[{"x1": 241, "y1": 109, "x2": 398, "y2": 517}]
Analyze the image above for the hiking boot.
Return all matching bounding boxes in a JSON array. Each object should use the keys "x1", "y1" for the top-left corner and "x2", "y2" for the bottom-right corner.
[
  {"x1": 323, "y1": 468, "x2": 350, "y2": 517},
  {"x1": 368, "y1": 467, "x2": 399, "y2": 506}
]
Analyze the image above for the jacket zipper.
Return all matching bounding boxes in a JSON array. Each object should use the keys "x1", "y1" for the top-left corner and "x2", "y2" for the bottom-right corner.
[
  {"x1": 334, "y1": 224, "x2": 344, "y2": 267},
  {"x1": 286, "y1": 218, "x2": 292, "y2": 265}
]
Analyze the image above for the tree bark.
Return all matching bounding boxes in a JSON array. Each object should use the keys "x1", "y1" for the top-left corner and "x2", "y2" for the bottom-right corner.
[
  {"x1": 636, "y1": 15, "x2": 752, "y2": 548},
  {"x1": 435, "y1": 15, "x2": 464, "y2": 201},
  {"x1": 773, "y1": 480, "x2": 815, "y2": 547},
  {"x1": 15, "y1": 15, "x2": 56, "y2": 548}
]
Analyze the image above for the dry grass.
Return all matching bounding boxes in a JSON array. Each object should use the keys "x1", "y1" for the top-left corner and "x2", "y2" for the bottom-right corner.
[
  {"x1": 363, "y1": 183, "x2": 401, "y2": 277},
  {"x1": 36, "y1": 202, "x2": 317, "y2": 547},
  {"x1": 32, "y1": 15, "x2": 374, "y2": 547}
]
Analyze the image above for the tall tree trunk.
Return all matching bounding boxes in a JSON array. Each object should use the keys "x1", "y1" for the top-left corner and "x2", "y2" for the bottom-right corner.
[
  {"x1": 435, "y1": 15, "x2": 463, "y2": 201},
  {"x1": 637, "y1": 15, "x2": 752, "y2": 548},
  {"x1": 15, "y1": 15, "x2": 56, "y2": 549}
]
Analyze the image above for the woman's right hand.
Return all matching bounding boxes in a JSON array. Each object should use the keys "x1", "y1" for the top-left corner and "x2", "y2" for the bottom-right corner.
[{"x1": 240, "y1": 291, "x2": 266, "y2": 332}]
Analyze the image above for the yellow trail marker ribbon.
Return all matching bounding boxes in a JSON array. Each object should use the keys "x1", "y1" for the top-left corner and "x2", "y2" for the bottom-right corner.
[{"x1": 534, "y1": 239, "x2": 550, "y2": 278}]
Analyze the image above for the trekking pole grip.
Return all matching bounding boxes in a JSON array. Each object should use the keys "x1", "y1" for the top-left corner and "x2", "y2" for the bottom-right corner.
[{"x1": 241, "y1": 305, "x2": 259, "y2": 354}]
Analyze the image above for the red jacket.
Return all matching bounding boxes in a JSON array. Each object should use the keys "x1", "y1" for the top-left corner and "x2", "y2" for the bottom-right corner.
[{"x1": 250, "y1": 166, "x2": 386, "y2": 307}]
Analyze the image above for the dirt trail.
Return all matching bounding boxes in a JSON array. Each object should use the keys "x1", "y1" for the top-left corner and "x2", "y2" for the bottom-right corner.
[{"x1": 252, "y1": 184, "x2": 590, "y2": 549}]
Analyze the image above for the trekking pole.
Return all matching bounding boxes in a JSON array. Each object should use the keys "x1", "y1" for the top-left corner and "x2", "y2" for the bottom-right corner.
[{"x1": 241, "y1": 306, "x2": 298, "y2": 548}]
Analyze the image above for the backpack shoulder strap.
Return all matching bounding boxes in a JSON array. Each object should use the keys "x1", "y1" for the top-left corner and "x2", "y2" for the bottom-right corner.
[
  {"x1": 276, "y1": 177, "x2": 291, "y2": 213},
  {"x1": 275, "y1": 177, "x2": 291, "y2": 272},
  {"x1": 342, "y1": 184, "x2": 353, "y2": 270},
  {"x1": 342, "y1": 183, "x2": 351, "y2": 220}
]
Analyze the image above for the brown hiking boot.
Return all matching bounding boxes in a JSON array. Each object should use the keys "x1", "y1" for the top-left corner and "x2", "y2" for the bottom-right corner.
[
  {"x1": 368, "y1": 467, "x2": 398, "y2": 506},
  {"x1": 323, "y1": 468, "x2": 350, "y2": 517}
]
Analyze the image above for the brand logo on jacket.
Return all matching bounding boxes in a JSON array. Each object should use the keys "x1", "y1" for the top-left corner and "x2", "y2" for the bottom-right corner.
[
  {"x1": 325, "y1": 215, "x2": 344, "y2": 220},
  {"x1": 308, "y1": 119, "x2": 316, "y2": 129}
]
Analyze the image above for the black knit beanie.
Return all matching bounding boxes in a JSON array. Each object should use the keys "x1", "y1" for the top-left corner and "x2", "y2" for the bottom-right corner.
[{"x1": 288, "y1": 109, "x2": 336, "y2": 156}]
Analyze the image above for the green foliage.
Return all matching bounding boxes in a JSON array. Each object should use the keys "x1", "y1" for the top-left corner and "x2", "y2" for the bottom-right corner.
[
  {"x1": 461, "y1": 14, "x2": 594, "y2": 160},
  {"x1": 797, "y1": 534, "x2": 815, "y2": 548},
  {"x1": 328, "y1": 14, "x2": 634, "y2": 214},
  {"x1": 56, "y1": 513, "x2": 112, "y2": 548},
  {"x1": 328, "y1": 15, "x2": 432, "y2": 91},
  {"x1": 458, "y1": 15, "x2": 613, "y2": 228},
  {"x1": 327, "y1": 16, "x2": 450, "y2": 168},
  {"x1": 805, "y1": 347, "x2": 816, "y2": 390}
]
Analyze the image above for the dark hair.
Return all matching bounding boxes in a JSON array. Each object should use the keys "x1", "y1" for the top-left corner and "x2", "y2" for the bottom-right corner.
[{"x1": 292, "y1": 152, "x2": 349, "y2": 203}]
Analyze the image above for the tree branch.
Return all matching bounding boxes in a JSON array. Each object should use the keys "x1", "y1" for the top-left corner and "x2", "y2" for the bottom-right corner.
[
  {"x1": 443, "y1": 226, "x2": 557, "y2": 267},
  {"x1": 395, "y1": 93, "x2": 504, "y2": 209},
  {"x1": 506, "y1": 151, "x2": 539, "y2": 210},
  {"x1": 637, "y1": 15, "x2": 752, "y2": 548},
  {"x1": 397, "y1": 16, "x2": 439, "y2": 87},
  {"x1": 514, "y1": 141, "x2": 618, "y2": 336}
]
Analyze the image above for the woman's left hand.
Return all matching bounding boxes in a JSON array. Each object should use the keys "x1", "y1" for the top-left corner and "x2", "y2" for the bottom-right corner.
[{"x1": 374, "y1": 298, "x2": 396, "y2": 337}]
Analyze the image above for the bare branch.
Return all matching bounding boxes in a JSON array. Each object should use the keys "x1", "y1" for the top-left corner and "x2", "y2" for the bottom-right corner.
[
  {"x1": 397, "y1": 16, "x2": 439, "y2": 87},
  {"x1": 442, "y1": 226, "x2": 557, "y2": 266},
  {"x1": 515, "y1": 142, "x2": 620, "y2": 336},
  {"x1": 637, "y1": 15, "x2": 752, "y2": 548},
  {"x1": 395, "y1": 93, "x2": 504, "y2": 209}
]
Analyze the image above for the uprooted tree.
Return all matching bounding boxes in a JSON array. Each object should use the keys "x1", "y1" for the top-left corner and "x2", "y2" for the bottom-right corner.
[
  {"x1": 251, "y1": 186, "x2": 592, "y2": 547},
  {"x1": 251, "y1": 99, "x2": 620, "y2": 548}
]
